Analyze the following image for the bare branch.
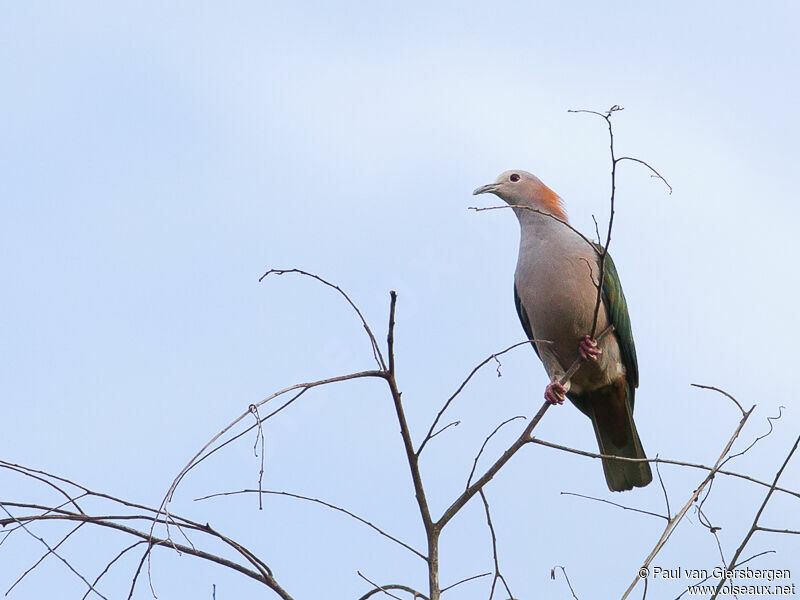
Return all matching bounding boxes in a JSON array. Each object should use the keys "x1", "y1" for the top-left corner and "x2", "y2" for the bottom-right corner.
[
  {"x1": 428, "y1": 420, "x2": 460, "y2": 441},
  {"x1": 480, "y1": 490, "x2": 514, "y2": 600},
  {"x1": 568, "y1": 106, "x2": 620, "y2": 338},
  {"x1": 0, "y1": 506, "x2": 106, "y2": 600},
  {"x1": 691, "y1": 383, "x2": 746, "y2": 416},
  {"x1": 6, "y1": 522, "x2": 91, "y2": 597},
  {"x1": 82, "y1": 541, "x2": 148, "y2": 600},
  {"x1": 249, "y1": 403, "x2": 266, "y2": 511},
  {"x1": 189, "y1": 388, "x2": 309, "y2": 478},
  {"x1": 417, "y1": 339, "x2": 545, "y2": 457},
  {"x1": 383, "y1": 292, "x2": 440, "y2": 598},
  {"x1": 466, "y1": 416, "x2": 526, "y2": 489},
  {"x1": 711, "y1": 435, "x2": 800, "y2": 598},
  {"x1": 0, "y1": 461, "x2": 86, "y2": 515},
  {"x1": 654, "y1": 456, "x2": 671, "y2": 520},
  {"x1": 754, "y1": 526, "x2": 800, "y2": 535},
  {"x1": 527, "y1": 438, "x2": 800, "y2": 501},
  {"x1": 440, "y1": 572, "x2": 491, "y2": 594},
  {"x1": 591, "y1": 214, "x2": 602, "y2": 244},
  {"x1": 259, "y1": 268, "x2": 386, "y2": 370},
  {"x1": 383, "y1": 292, "x2": 433, "y2": 538},
  {"x1": 436, "y1": 326, "x2": 615, "y2": 531},
  {"x1": 616, "y1": 157, "x2": 673, "y2": 194},
  {"x1": 695, "y1": 503, "x2": 726, "y2": 566},
  {"x1": 724, "y1": 405, "x2": 785, "y2": 463},
  {"x1": 357, "y1": 571, "x2": 429, "y2": 600},
  {"x1": 194, "y1": 489, "x2": 426, "y2": 560},
  {"x1": 0, "y1": 507, "x2": 291, "y2": 598},
  {"x1": 158, "y1": 369, "x2": 384, "y2": 529},
  {"x1": 568, "y1": 106, "x2": 671, "y2": 337},
  {"x1": 127, "y1": 544, "x2": 149, "y2": 600},
  {"x1": 551, "y1": 565, "x2": 580, "y2": 600},
  {"x1": 560, "y1": 491, "x2": 668, "y2": 521},
  {"x1": 620, "y1": 405, "x2": 755, "y2": 599}
]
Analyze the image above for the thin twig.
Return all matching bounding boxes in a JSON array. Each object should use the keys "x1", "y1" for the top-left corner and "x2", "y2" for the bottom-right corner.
[
  {"x1": 695, "y1": 504, "x2": 726, "y2": 566},
  {"x1": 616, "y1": 157, "x2": 673, "y2": 194},
  {"x1": 620, "y1": 405, "x2": 755, "y2": 599},
  {"x1": 551, "y1": 565, "x2": 580, "y2": 600},
  {"x1": 356, "y1": 571, "x2": 429, "y2": 600},
  {"x1": 428, "y1": 421, "x2": 460, "y2": 441},
  {"x1": 527, "y1": 438, "x2": 800, "y2": 500},
  {"x1": 436, "y1": 326, "x2": 615, "y2": 531},
  {"x1": 259, "y1": 268, "x2": 386, "y2": 370},
  {"x1": 383, "y1": 292, "x2": 440, "y2": 599},
  {"x1": 194, "y1": 489, "x2": 425, "y2": 561},
  {"x1": 711, "y1": 435, "x2": 800, "y2": 599},
  {"x1": 249, "y1": 404, "x2": 266, "y2": 511},
  {"x1": 724, "y1": 405, "x2": 785, "y2": 463},
  {"x1": 0, "y1": 506, "x2": 106, "y2": 600},
  {"x1": 560, "y1": 492, "x2": 668, "y2": 521},
  {"x1": 466, "y1": 416, "x2": 526, "y2": 489},
  {"x1": 156, "y1": 369, "x2": 383, "y2": 536},
  {"x1": 82, "y1": 541, "x2": 148, "y2": 600},
  {"x1": 0, "y1": 462, "x2": 86, "y2": 515},
  {"x1": 691, "y1": 384, "x2": 745, "y2": 416},
  {"x1": 6, "y1": 522, "x2": 89, "y2": 597},
  {"x1": 418, "y1": 340, "x2": 546, "y2": 457},
  {"x1": 654, "y1": 456, "x2": 671, "y2": 520},
  {"x1": 568, "y1": 106, "x2": 671, "y2": 337},
  {"x1": 440, "y1": 572, "x2": 491, "y2": 594},
  {"x1": 480, "y1": 490, "x2": 514, "y2": 600}
]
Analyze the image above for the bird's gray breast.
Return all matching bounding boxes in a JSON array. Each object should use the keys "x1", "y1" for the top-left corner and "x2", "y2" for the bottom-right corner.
[{"x1": 514, "y1": 228, "x2": 623, "y2": 390}]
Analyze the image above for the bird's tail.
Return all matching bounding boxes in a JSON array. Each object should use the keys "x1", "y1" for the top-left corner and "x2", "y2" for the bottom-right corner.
[{"x1": 574, "y1": 380, "x2": 653, "y2": 492}]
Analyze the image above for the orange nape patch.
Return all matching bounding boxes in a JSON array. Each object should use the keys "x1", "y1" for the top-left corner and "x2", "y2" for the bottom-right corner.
[{"x1": 539, "y1": 184, "x2": 568, "y2": 221}]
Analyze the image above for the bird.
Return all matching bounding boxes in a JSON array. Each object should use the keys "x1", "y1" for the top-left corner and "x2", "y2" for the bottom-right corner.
[{"x1": 473, "y1": 170, "x2": 652, "y2": 492}]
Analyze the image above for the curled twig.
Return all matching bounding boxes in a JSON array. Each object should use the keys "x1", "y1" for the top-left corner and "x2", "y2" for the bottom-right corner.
[
  {"x1": 551, "y1": 565, "x2": 580, "y2": 600},
  {"x1": 259, "y1": 268, "x2": 386, "y2": 370},
  {"x1": 466, "y1": 416, "x2": 526, "y2": 489}
]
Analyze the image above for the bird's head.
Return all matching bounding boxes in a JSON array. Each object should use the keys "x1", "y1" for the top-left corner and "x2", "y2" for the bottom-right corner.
[{"x1": 473, "y1": 170, "x2": 567, "y2": 220}]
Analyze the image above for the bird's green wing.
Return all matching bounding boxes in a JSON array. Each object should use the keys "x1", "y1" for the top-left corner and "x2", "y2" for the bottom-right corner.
[{"x1": 596, "y1": 248, "x2": 639, "y2": 399}]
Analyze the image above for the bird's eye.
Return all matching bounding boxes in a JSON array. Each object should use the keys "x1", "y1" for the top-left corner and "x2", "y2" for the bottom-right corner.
[{"x1": 510, "y1": 173, "x2": 520, "y2": 182}]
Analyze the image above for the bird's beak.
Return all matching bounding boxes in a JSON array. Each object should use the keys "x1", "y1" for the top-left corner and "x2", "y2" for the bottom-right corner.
[{"x1": 472, "y1": 183, "x2": 498, "y2": 196}]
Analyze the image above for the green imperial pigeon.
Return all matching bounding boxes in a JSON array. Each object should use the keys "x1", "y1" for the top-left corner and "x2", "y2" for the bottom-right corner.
[{"x1": 474, "y1": 170, "x2": 652, "y2": 492}]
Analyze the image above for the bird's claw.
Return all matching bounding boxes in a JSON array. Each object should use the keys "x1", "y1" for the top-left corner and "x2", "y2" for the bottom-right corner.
[
  {"x1": 578, "y1": 335, "x2": 602, "y2": 361},
  {"x1": 545, "y1": 381, "x2": 566, "y2": 405}
]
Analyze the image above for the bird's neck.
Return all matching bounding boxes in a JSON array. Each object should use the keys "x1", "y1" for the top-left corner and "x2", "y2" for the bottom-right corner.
[
  {"x1": 513, "y1": 203, "x2": 570, "y2": 232},
  {"x1": 516, "y1": 207, "x2": 588, "y2": 255}
]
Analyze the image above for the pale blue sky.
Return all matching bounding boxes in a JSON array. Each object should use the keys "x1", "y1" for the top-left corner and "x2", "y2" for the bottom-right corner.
[{"x1": 2, "y1": 2, "x2": 799, "y2": 598}]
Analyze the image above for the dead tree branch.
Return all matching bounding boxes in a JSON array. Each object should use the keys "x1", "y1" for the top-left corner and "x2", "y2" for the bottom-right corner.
[
  {"x1": 527, "y1": 439, "x2": 800, "y2": 501},
  {"x1": 568, "y1": 106, "x2": 671, "y2": 338},
  {"x1": 436, "y1": 325, "x2": 615, "y2": 531},
  {"x1": 620, "y1": 400, "x2": 755, "y2": 599},
  {"x1": 357, "y1": 571, "x2": 429, "y2": 600},
  {"x1": 259, "y1": 268, "x2": 386, "y2": 370},
  {"x1": 194, "y1": 489, "x2": 426, "y2": 561},
  {"x1": 551, "y1": 565, "x2": 580, "y2": 600},
  {"x1": 480, "y1": 490, "x2": 514, "y2": 600},
  {"x1": 560, "y1": 492, "x2": 668, "y2": 521},
  {"x1": 710, "y1": 435, "x2": 800, "y2": 599}
]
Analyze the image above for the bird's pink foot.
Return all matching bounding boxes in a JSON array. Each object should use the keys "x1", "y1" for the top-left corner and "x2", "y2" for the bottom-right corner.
[
  {"x1": 578, "y1": 335, "x2": 602, "y2": 361},
  {"x1": 544, "y1": 381, "x2": 567, "y2": 405}
]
